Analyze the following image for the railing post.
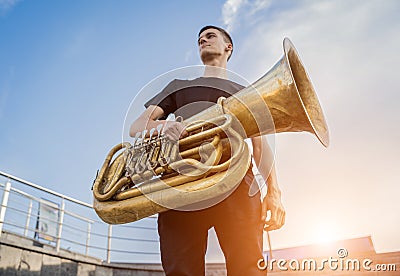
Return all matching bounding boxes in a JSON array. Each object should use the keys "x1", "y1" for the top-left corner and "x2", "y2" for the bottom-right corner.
[
  {"x1": 56, "y1": 198, "x2": 65, "y2": 252},
  {"x1": 0, "y1": 181, "x2": 11, "y2": 238},
  {"x1": 24, "y1": 199, "x2": 33, "y2": 237},
  {"x1": 85, "y1": 222, "x2": 91, "y2": 256},
  {"x1": 107, "y1": 224, "x2": 112, "y2": 263}
]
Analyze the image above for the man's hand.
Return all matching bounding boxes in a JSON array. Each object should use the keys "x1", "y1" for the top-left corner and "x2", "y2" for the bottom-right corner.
[
  {"x1": 162, "y1": 121, "x2": 188, "y2": 141},
  {"x1": 261, "y1": 192, "x2": 285, "y2": 231}
]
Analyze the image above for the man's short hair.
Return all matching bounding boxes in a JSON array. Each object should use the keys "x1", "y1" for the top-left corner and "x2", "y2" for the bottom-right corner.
[{"x1": 198, "y1": 25, "x2": 233, "y2": 60}]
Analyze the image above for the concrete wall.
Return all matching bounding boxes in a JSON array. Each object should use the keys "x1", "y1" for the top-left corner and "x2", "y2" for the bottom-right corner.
[{"x1": 0, "y1": 231, "x2": 165, "y2": 275}]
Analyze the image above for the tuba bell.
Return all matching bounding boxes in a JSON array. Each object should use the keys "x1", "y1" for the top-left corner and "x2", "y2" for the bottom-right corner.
[{"x1": 92, "y1": 38, "x2": 329, "y2": 224}]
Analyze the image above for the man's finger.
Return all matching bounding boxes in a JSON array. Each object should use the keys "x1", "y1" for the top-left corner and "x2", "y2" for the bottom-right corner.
[
  {"x1": 168, "y1": 123, "x2": 187, "y2": 140},
  {"x1": 164, "y1": 124, "x2": 181, "y2": 141},
  {"x1": 270, "y1": 208, "x2": 278, "y2": 224},
  {"x1": 261, "y1": 200, "x2": 268, "y2": 221},
  {"x1": 266, "y1": 211, "x2": 285, "y2": 231},
  {"x1": 275, "y1": 209, "x2": 283, "y2": 223},
  {"x1": 264, "y1": 224, "x2": 279, "y2": 231},
  {"x1": 179, "y1": 128, "x2": 188, "y2": 138},
  {"x1": 275, "y1": 213, "x2": 283, "y2": 229},
  {"x1": 280, "y1": 212, "x2": 286, "y2": 227},
  {"x1": 165, "y1": 131, "x2": 178, "y2": 141},
  {"x1": 171, "y1": 127, "x2": 181, "y2": 140}
]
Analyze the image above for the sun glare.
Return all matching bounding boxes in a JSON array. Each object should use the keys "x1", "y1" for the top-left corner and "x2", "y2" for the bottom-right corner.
[{"x1": 315, "y1": 224, "x2": 337, "y2": 244}]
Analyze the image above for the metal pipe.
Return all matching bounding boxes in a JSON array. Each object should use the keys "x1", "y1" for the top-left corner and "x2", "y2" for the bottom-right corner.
[
  {"x1": 24, "y1": 199, "x2": 33, "y2": 237},
  {"x1": 86, "y1": 222, "x2": 91, "y2": 256},
  {"x1": 56, "y1": 199, "x2": 65, "y2": 252},
  {"x1": 107, "y1": 224, "x2": 112, "y2": 263},
  {"x1": 0, "y1": 181, "x2": 11, "y2": 238},
  {"x1": 0, "y1": 171, "x2": 92, "y2": 208}
]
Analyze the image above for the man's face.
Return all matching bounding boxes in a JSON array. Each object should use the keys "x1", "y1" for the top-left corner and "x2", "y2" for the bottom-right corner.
[{"x1": 198, "y1": 28, "x2": 231, "y2": 62}]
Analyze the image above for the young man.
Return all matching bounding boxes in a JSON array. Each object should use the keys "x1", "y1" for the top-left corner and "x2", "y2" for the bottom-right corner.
[{"x1": 130, "y1": 26, "x2": 285, "y2": 275}]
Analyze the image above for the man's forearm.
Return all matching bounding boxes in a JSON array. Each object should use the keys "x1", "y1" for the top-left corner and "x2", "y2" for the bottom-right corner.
[
  {"x1": 265, "y1": 165, "x2": 281, "y2": 196},
  {"x1": 130, "y1": 116, "x2": 164, "y2": 137},
  {"x1": 129, "y1": 105, "x2": 186, "y2": 140},
  {"x1": 252, "y1": 136, "x2": 282, "y2": 195},
  {"x1": 129, "y1": 105, "x2": 165, "y2": 137}
]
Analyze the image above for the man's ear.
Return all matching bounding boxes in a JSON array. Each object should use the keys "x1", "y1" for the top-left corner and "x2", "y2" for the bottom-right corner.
[{"x1": 225, "y1": 43, "x2": 233, "y2": 52}]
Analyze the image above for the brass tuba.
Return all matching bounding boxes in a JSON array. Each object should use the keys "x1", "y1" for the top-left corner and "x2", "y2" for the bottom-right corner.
[{"x1": 92, "y1": 38, "x2": 329, "y2": 224}]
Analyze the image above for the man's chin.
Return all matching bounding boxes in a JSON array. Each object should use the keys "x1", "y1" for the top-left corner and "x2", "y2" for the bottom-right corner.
[{"x1": 200, "y1": 50, "x2": 219, "y2": 62}]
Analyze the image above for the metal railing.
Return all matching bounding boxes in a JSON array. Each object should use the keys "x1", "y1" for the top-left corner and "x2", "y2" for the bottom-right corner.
[{"x1": 0, "y1": 170, "x2": 161, "y2": 263}]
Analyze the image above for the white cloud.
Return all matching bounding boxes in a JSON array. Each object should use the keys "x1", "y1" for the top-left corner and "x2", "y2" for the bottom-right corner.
[
  {"x1": 222, "y1": 0, "x2": 273, "y2": 32},
  {"x1": 249, "y1": 0, "x2": 272, "y2": 15},
  {"x1": 222, "y1": 0, "x2": 246, "y2": 32}
]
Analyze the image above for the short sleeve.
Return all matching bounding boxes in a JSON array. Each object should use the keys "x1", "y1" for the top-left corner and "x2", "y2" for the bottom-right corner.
[{"x1": 144, "y1": 80, "x2": 177, "y2": 117}]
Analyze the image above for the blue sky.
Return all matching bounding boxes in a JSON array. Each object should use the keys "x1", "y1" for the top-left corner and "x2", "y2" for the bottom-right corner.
[{"x1": 1, "y1": 0, "x2": 399, "y2": 262}]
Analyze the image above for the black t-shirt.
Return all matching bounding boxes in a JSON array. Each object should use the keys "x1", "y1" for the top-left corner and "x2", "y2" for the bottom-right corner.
[
  {"x1": 144, "y1": 76, "x2": 255, "y2": 187},
  {"x1": 144, "y1": 77, "x2": 245, "y2": 119}
]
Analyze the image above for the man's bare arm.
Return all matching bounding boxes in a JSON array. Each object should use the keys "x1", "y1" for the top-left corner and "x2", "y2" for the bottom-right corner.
[
  {"x1": 251, "y1": 136, "x2": 285, "y2": 231},
  {"x1": 129, "y1": 105, "x2": 187, "y2": 140}
]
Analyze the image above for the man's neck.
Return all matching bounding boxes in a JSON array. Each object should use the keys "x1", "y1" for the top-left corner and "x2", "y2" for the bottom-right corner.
[
  {"x1": 202, "y1": 55, "x2": 227, "y2": 67},
  {"x1": 202, "y1": 66, "x2": 228, "y2": 79}
]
